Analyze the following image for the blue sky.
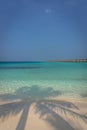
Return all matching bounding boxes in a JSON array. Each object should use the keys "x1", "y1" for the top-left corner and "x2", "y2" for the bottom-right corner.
[{"x1": 0, "y1": 0, "x2": 87, "y2": 61}]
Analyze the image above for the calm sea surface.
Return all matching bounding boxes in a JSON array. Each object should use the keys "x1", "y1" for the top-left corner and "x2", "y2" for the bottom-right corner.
[{"x1": 0, "y1": 62, "x2": 87, "y2": 100}]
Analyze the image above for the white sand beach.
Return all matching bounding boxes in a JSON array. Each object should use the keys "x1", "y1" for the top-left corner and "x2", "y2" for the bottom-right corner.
[{"x1": 0, "y1": 98, "x2": 87, "y2": 130}]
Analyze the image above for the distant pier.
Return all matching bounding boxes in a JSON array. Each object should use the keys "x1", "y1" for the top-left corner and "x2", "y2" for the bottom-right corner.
[{"x1": 48, "y1": 59, "x2": 87, "y2": 62}]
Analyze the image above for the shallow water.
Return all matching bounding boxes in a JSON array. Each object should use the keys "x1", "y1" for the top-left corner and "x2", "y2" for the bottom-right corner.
[{"x1": 0, "y1": 62, "x2": 87, "y2": 100}]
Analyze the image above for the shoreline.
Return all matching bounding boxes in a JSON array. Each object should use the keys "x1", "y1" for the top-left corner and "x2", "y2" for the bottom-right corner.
[{"x1": 0, "y1": 95, "x2": 87, "y2": 104}]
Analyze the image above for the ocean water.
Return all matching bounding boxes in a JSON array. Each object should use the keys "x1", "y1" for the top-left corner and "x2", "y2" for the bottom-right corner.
[{"x1": 0, "y1": 62, "x2": 87, "y2": 100}]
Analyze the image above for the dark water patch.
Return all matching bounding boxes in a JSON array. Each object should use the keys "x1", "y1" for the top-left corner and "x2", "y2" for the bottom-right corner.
[
  {"x1": 0, "y1": 66, "x2": 42, "y2": 69},
  {"x1": 0, "y1": 61, "x2": 43, "y2": 63}
]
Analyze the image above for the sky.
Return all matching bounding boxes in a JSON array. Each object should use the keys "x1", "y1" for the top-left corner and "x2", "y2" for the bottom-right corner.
[{"x1": 0, "y1": 0, "x2": 87, "y2": 61}]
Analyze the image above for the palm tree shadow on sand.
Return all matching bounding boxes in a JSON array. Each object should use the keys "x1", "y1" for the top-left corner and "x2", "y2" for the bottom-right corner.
[{"x1": 0, "y1": 85, "x2": 87, "y2": 130}]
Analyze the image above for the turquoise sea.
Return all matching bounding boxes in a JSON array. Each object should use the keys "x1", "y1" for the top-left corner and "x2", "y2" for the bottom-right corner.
[{"x1": 0, "y1": 62, "x2": 87, "y2": 100}]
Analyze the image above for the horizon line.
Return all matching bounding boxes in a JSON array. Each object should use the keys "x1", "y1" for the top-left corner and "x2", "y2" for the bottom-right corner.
[{"x1": 0, "y1": 58, "x2": 87, "y2": 62}]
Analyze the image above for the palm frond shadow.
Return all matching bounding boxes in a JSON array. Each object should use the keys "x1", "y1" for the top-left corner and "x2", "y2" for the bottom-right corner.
[
  {"x1": 35, "y1": 102, "x2": 75, "y2": 130},
  {"x1": 35, "y1": 100, "x2": 87, "y2": 130},
  {"x1": 0, "y1": 101, "x2": 25, "y2": 119},
  {"x1": 0, "y1": 85, "x2": 87, "y2": 130},
  {"x1": 0, "y1": 85, "x2": 61, "y2": 130}
]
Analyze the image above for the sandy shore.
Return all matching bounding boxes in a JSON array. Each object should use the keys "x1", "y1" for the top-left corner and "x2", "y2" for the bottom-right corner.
[{"x1": 0, "y1": 98, "x2": 87, "y2": 130}]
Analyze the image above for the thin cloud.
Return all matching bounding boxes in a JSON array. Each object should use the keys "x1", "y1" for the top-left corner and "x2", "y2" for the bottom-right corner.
[{"x1": 45, "y1": 8, "x2": 52, "y2": 13}]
